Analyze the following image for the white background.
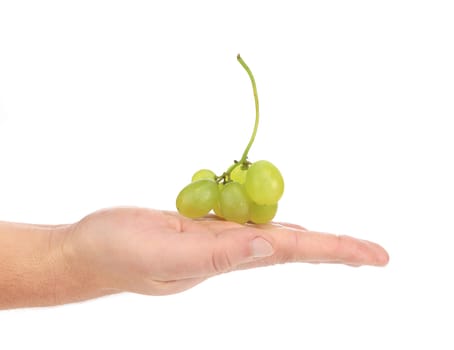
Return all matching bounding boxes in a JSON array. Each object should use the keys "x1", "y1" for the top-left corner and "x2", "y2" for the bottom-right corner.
[{"x1": 1, "y1": 1, "x2": 453, "y2": 349}]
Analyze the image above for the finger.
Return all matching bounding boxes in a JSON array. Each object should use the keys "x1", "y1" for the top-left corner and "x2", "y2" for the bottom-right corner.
[
  {"x1": 185, "y1": 218, "x2": 308, "y2": 235},
  {"x1": 271, "y1": 222, "x2": 309, "y2": 231},
  {"x1": 184, "y1": 217, "x2": 244, "y2": 234},
  {"x1": 189, "y1": 215, "x2": 309, "y2": 231},
  {"x1": 235, "y1": 229, "x2": 389, "y2": 269},
  {"x1": 280, "y1": 230, "x2": 389, "y2": 265}
]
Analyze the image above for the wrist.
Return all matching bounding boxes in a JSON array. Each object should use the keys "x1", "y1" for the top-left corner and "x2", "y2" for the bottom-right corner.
[
  {"x1": 51, "y1": 222, "x2": 118, "y2": 306},
  {"x1": 0, "y1": 221, "x2": 114, "y2": 309}
]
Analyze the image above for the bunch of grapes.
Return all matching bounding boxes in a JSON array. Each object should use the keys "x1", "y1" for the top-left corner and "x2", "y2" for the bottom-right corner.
[{"x1": 176, "y1": 54, "x2": 284, "y2": 224}]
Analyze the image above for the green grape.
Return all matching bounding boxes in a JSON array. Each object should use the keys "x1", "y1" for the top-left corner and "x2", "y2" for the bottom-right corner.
[
  {"x1": 245, "y1": 160, "x2": 284, "y2": 205},
  {"x1": 249, "y1": 202, "x2": 278, "y2": 224},
  {"x1": 176, "y1": 179, "x2": 219, "y2": 218},
  {"x1": 230, "y1": 165, "x2": 247, "y2": 184},
  {"x1": 191, "y1": 169, "x2": 216, "y2": 182},
  {"x1": 219, "y1": 182, "x2": 250, "y2": 224}
]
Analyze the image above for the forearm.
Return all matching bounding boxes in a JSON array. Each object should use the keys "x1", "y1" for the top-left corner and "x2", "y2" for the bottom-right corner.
[{"x1": 0, "y1": 221, "x2": 110, "y2": 309}]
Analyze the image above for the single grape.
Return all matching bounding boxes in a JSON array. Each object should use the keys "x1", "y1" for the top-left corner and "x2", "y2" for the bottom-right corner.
[
  {"x1": 176, "y1": 179, "x2": 219, "y2": 218},
  {"x1": 245, "y1": 160, "x2": 284, "y2": 205},
  {"x1": 230, "y1": 165, "x2": 247, "y2": 184},
  {"x1": 191, "y1": 169, "x2": 216, "y2": 182},
  {"x1": 219, "y1": 182, "x2": 250, "y2": 224},
  {"x1": 249, "y1": 202, "x2": 278, "y2": 224}
]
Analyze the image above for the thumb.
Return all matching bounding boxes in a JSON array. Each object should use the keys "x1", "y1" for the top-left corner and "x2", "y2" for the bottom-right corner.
[
  {"x1": 155, "y1": 229, "x2": 275, "y2": 279},
  {"x1": 209, "y1": 234, "x2": 275, "y2": 274}
]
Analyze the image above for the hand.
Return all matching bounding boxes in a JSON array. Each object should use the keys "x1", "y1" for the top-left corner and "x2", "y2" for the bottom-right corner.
[{"x1": 64, "y1": 207, "x2": 389, "y2": 297}]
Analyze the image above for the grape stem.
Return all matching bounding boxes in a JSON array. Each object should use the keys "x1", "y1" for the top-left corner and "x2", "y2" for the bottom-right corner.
[
  {"x1": 237, "y1": 54, "x2": 259, "y2": 164},
  {"x1": 217, "y1": 54, "x2": 260, "y2": 183}
]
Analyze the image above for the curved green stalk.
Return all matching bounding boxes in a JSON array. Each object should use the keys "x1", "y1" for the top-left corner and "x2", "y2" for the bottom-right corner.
[
  {"x1": 237, "y1": 54, "x2": 259, "y2": 164},
  {"x1": 217, "y1": 54, "x2": 260, "y2": 183}
]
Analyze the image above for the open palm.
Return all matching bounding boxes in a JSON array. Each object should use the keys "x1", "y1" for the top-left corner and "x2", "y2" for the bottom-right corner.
[{"x1": 66, "y1": 207, "x2": 389, "y2": 296}]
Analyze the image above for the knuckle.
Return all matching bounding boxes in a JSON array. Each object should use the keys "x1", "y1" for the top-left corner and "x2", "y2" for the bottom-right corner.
[
  {"x1": 276, "y1": 230, "x2": 300, "y2": 263},
  {"x1": 210, "y1": 248, "x2": 234, "y2": 274}
]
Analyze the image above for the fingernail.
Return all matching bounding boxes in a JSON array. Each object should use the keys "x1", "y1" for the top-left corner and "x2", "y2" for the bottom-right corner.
[{"x1": 250, "y1": 237, "x2": 274, "y2": 258}]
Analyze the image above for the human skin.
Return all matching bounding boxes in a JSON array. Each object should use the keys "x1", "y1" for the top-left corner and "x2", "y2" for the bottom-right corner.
[{"x1": 0, "y1": 207, "x2": 389, "y2": 310}]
